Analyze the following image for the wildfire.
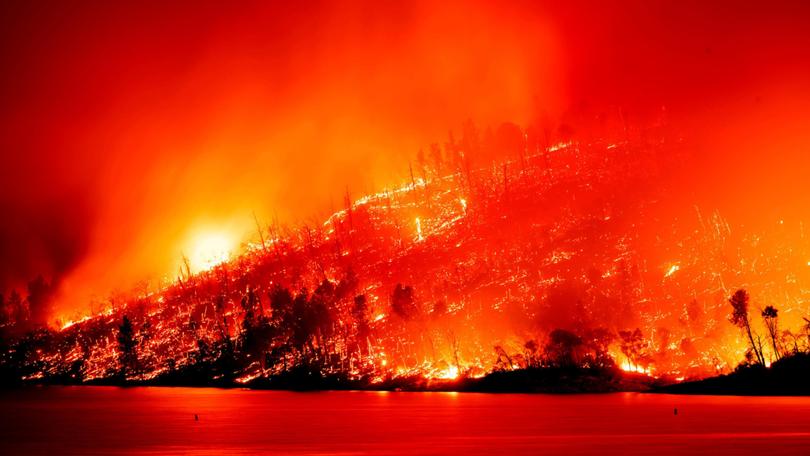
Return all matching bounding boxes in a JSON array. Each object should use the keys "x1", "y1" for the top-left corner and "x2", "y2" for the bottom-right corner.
[
  {"x1": 185, "y1": 230, "x2": 236, "y2": 273},
  {"x1": 619, "y1": 362, "x2": 652, "y2": 376},
  {"x1": 60, "y1": 315, "x2": 93, "y2": 331},
  {"x1": 434, "y1": 365, "x2": 460, "y2": 380},
  {"x1": 7, "y1": 126, "x2": 810, "y2": 388}
]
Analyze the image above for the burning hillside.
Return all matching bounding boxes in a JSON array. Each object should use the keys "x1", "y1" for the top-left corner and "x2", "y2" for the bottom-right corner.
[{"x1": 3, "y1": 121, "x2": 810, "y2": 388}]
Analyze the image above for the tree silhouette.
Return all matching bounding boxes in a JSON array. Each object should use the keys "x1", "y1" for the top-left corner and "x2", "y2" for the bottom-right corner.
[
  {"x1": 309, "y1": 280, "x2": 337, "y2": 362},
  {"x1": 429, "y1": 143, "x2": 443, "y2": 176},
  {"x1": 493, "y1": 345, "x2": 514, "y2": 370},
  {"x1": 582, "y1": 327, "x2": 615, "y2": 368},
  {"x1": 7, "y1": 290, "x2": 25, "y2": 325},
  {"x1": 291, "y1": 290, "x2": 312, "y2": 355},
  {"x1": 269, "y1": 285, "x2": 294, "y2": 332},
  {"x1": 352, "y1": 294, "x2": 370, "y2": 355},
  {"x1": 239, "y1": 287, "x2": 272, "y2": 365},
  {"x1": 391, "y1": 283, "x2": 417, "y2": 320},
  {"x1": 802, "y1": 317, "x2": 810, "y2": 350},
  {"x1": 762, "y1": 305, "x2": 782, "y2": 361},
  {"x1": 729, "y1": 289, "x2": 765, "y2": 365},
  {"x1": 26, "y1": 275, "x2": 52, "y2": 326},
  {"x1": 545, "y1": 329, "x2": 583, "y2": 367},
  {"x1": 523, "y1": 340, "x2": 540, "y2": 367},
  {"x1": 618, "y1": 328, "x2": 649, "y2": 370},
  {"x1": 117, "y1": 315, "x2": 138, "y2": 378}
]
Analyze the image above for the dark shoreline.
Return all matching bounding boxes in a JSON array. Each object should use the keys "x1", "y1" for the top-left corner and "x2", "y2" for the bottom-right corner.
[
  {"x1": 656, "y1": 352, "x2": 810, "y2": 396},
  {"x1": 5, "y1": 366, "x2": 668, "y2": 393},
  {"x1": 10, "y1": 356, "x2": 810, "y2": 396},
  {"x1": 10, "y1": 353, "x2": 810, "y2": 395}
]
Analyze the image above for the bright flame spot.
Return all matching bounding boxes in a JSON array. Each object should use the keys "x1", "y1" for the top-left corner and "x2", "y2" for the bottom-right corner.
[
  {"x1": 459, "y1": 198, "x2": 467, "y2": 212},
  {"x1": 435, "y1": 365, "x2": 459, "y2": 380},
  {"x1": 374, "y1": 313, "x2": 385, "y2": 322},
  {"x1": 664, "y1": 263, "x2": 680, "y2": 278},
  {"x1": 235, "y1": 372, "x2": 262, "y2": 384},
  {"x1": 60, "y1": 315, "x2": 93, "y2": 331},
  {"x1": 415, "y1": 217, "x2": 423, "y2": 241},
  {"x1": 620, "y1": 362, "x2": 651, "y2": 375},
  {"x1": 186, "y1": 231, "x2": 235, "y2": 273}
]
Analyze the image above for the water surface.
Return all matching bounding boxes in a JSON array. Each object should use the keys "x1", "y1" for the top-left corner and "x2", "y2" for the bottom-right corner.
[{"x1": 1, "y1": 387, "x2": 809, "y2": 455}]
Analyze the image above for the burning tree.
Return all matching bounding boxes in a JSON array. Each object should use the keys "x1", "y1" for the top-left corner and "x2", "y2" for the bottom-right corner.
[
  {"x1": 581, "y1": 328, "x2": 615, "y2": 369},
  {"x1": 618, "y1": 328, "x2": 650, "y2": 371}
]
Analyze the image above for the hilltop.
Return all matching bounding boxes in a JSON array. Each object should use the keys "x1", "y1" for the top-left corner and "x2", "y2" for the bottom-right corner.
[{"x1": 0, "y1": 123, "x2": 775, "y2": 389}]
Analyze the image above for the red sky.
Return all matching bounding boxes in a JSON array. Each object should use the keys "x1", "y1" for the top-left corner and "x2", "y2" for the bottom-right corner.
[{"x1": 1, "y1": 0, "x2": 809, "y2": 319}]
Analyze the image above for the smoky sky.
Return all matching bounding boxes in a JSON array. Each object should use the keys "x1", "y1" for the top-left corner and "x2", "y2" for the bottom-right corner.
[{"x1": 1, "y1": 0, "x2": 809, "y2": 318}]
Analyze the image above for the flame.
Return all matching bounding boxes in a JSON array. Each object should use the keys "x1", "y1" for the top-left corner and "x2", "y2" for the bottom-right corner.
[
  {"x1": 60, "y1": 315, "x2": 93, "y2": 331},
  {"x1": 184, "y1": 230, "x2": 236, "y2": 273},
  {"x1": 434, "y1": 365, "x2": 460, "y2": 380},
  {"x1": 619, "y1": 362, "x2": 652, "y2": 376},
  {"x1": 12, "y1": 126, "x2": 810, "y2": 386}
]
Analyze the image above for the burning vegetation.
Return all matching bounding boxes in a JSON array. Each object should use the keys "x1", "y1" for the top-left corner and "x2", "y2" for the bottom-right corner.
[{"x1": 3, "y1": 118, "x2": 810, "y2": 390}]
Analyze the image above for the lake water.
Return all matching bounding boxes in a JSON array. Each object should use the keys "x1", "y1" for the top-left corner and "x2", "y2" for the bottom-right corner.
[{"x1": 1, "y1": 387, "x2": 809, "y2": 455}]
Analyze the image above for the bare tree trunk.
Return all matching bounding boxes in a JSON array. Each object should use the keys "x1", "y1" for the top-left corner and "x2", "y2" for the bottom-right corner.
[
  {"x1": 766, "y1": 321, "x2": 781, "y2": 361},
  {"x1": 744, "y1": 319, "x2": 765, "y2": 365}
]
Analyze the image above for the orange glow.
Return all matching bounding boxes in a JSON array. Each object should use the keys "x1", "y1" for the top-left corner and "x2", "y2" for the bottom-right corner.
[
  {"x1": 2, "y1": 1, "x2": 810, "y2": 390},
  {"x1": 434, "y1": 366, "x2": 460, "y2": 380},
  {"x1": 0, "y1": 1, "x2": 564, "y2": 320},
  {"x1": 619, "y1": 362, "x2": 652, "y2": 376},
  {"x1": 184, "y1": 230, "x2": 236, "y2": 273}
]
